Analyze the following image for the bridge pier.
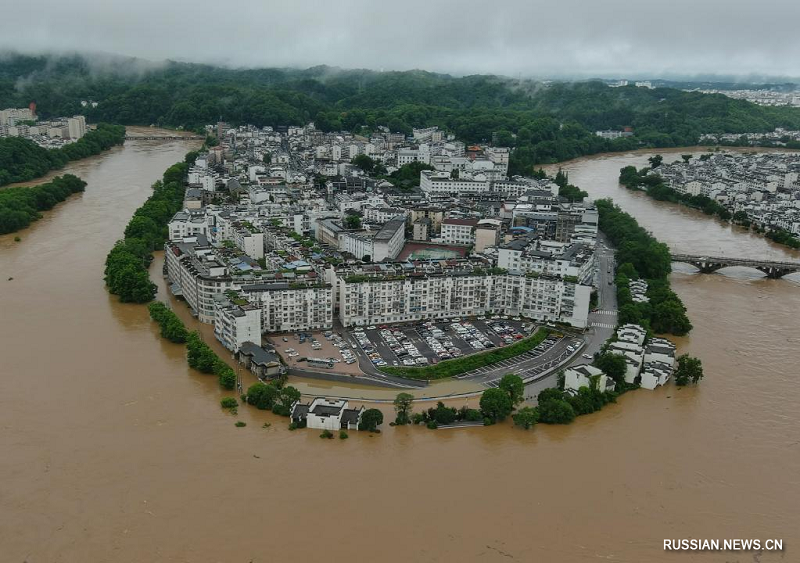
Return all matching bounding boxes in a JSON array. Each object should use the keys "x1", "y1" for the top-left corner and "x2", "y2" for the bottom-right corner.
[{"x1": 759, "y1": 267, "x2": 793, "y2": 279}]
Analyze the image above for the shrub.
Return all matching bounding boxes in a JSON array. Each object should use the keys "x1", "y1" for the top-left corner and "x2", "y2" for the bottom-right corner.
[
  {"x1": 147, "y1": 302, "x2": 188, "y2": 343},
  {"x1": 512, "y1": 406, "x2": 539, "y2": 430},
  {"x1": 359, "y1": 408, "x2": 384, "y2": 432},
  {"x1": 339, "y1": 430, "x2": 348, "y2": 439},
  {"x1": 234, "y1": 421, "x2": 246, "y2": 427},
  {"x1": 220, "y1": 397, "x2": 238, "y2": 409},
  {"x1": 463, "y1": 408, "x2": 483, "y2": 422},
  {"x1": 320, "y1": 430, "x2": 334, "y2": 439},
  {"x1": 426, "y1": 420, "x2": 438, "y2": 429}
]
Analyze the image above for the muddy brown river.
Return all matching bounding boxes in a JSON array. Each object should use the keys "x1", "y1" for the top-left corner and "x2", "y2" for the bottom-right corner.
[{"x1": 1, "y1": 140, "x2": 798, "y2": 562}]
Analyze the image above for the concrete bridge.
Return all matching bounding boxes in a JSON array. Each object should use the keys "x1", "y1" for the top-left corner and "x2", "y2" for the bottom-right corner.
[
  {"x1": 125, "y1": 135, "x2": 204, "y2": 141},
  {"x1": 671, "y1": 253, "x2": 800, "y2": 278}
]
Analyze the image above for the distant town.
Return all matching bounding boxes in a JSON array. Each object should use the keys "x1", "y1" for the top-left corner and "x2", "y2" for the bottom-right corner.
[
  {"x1": 0, "y1": 106, "x2": 89, "y2": 149},
  {"x1": 653, "y1": 152, "x2": 800, "y2": 236}
]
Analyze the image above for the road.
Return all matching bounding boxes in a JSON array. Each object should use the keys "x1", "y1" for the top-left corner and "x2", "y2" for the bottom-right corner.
[{"x1": 522, "y1": 232, "x2": 619, "y2": 400}]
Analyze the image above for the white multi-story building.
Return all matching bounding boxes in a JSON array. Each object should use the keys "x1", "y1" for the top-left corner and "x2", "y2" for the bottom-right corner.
[
  {"x1": 397, "y1": 146, "x2": 431, "y2": 166},
  {"x1": 67, "y1": 116, "x2": 86, "y2": 140},
  {"x1": 233, "y1": 223, "x2": 265, "y2": 260},
  {"x1": 420, "y1": 170, "x2": 490, "y2": 195},
  {"x1": 213, "y1": 299, "x2": 262, "y2": 352},
  {"x1": 240, "y1": 281, "x2": 334, "y2": 333},
  {"x1": 372, "y1": 218, "x2": 406, "y2": 261},
  {"x1": 0, "y1": 107, "x2": 34, "y2": 125},
  {"x1": 165, "y1": 237, "x2": 236, "y2": 323},
  {"x1": 336, "y1": 261, "x2": 591, "y2": 328},
  {"x1": 168, "y1": 210, "x2": 210, "y2": 240},
  {"x1": 497, "y1": 237, "x2": 595, "y2": 285},
  {"x1": 362, "y1": 205, "x2": 406, "y2": 224},
  {"x1": 440, "y1": 218, "x2": 478, "y2": 246}
]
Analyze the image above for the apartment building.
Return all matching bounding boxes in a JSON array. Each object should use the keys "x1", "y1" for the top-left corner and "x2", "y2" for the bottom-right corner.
[
  {"x1": 440, "y1": 218, "x2": 478, "y2": 246},
  {"x1": 497, "y1": 237, "x2": 595, "y2": 284},
  {"x1": 213, "y1": 298, "x2": 262, "y2": 352},
  {"x1": 240, "y1": 281, "x2": 334, "y2": 333},
  {"x1": 420, "y1": 170, "x2": 491, "y2": 195},
  {"x1": 336, "y1": 260, "x2": 590, "y2": 328},
  {"x1": 165, "y1": 237, "x2": 236, "y2": 323}
]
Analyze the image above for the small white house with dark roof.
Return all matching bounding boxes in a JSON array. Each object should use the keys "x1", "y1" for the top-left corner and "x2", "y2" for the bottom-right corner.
[
  {"x1": 563, "y1": 364, "x2": 615, "y2": 394},
  {"x1": 616, "y1": 324, "x2": 647, "y2": 346},
  {"x1": 607, "y1": 340, "x2": 645, "y2": 384},
  {"x1": 640, "y1": 361, "x2": 672, "y2": 390},
  {"x1": 290, "y1": 397, "x2": 364, "y2": 431},
  {"x1": 644, "y1": 338, "x2": 676, "y2": 368}
]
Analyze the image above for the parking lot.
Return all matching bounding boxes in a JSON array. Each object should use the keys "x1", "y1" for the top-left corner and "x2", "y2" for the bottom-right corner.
[
  {"x1": 350, "y1": 318, "x2": 535, "y2": 370},
  {"x1": 267, "y1": 331, "x2": 362, "y2": 375}
]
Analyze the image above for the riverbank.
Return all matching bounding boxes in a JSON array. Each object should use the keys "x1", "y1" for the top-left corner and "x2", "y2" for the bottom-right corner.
[
  {"x1": 0, "y1": 123, "x2": 126, "y2": 187},
  {"x1": 619, "y1": 156, "x2": 800, "y2": 252},
  {"x1": 2, "y1": 138, "x2": 799, "y2": 562},
  {"x1": 543, "y1": 144, "x2": 800, "y2": 170}
]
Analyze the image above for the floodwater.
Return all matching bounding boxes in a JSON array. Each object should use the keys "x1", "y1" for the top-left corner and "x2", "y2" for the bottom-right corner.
[{"x1": 1, "y1": 141, "x2": 798, "y2": 562}]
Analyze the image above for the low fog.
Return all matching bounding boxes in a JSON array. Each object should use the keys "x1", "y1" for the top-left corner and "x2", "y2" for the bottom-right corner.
[{"x1": 2, "y1": 0, "x2": 800, "y2": 79}]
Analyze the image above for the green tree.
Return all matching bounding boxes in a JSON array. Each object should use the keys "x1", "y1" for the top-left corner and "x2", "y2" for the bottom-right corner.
[
  {"x1": 616, "y1": 262, "x2": 639, "y2": 280},
  {"x1": 393, "y1": 392, "x2": 414, "y2": 425},
  {"x1": 674, "y1": 354, "x2": 704, "y2": 385},
  {"x1": 593, "y1": 353, "x2": 628, "y2": 386},
  {"x1": 343, "y1": 214, "x2": 362, "y2": 229},
  {"x1": 276, "y1": 386, "x2": 301, "y2": 414},
  {"x1": 648, "y1": 155, "x2": 663, "y2": 168},
  {"x1": 351, "y1": 154, "x2": 375, "y2": 173},
  {"x1": 246, "y1": 382, "x2": 280, "y2": 410},
  {"x1": 537, "y1": 397, "x2": 576, "y2": 424},
  {"x1": 512, "y1": 406, "x2": 539, "y2": 430},
  {"x1": 498, "y1": 373, "x2": 525, "y2": 406},
  {"x1": 359, "y1": 408, "x2": 384, "y2": 431},
  {"x1": 480, "y1": 388, "x2": 514, "y2": 423}
]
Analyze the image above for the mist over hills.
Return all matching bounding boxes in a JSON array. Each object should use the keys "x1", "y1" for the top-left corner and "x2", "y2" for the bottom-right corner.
[{"x1": 3, "y1": 51, "x2": 800, "y2": 173}]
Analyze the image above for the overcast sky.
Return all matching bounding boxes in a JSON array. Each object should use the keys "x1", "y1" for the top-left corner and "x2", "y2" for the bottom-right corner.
[{"x1": 2, "y1": 0, "x2": 800, "y2": 79}]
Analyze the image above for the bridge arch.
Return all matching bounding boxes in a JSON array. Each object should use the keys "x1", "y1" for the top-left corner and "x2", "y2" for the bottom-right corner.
[{"x1": 669, "y1": 254, "x2": 800, "y2": 279}]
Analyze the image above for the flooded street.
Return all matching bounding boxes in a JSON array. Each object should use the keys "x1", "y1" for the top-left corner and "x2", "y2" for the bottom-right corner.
[{"x1": 1, "y1": 141, "x2": 798, "y2": 562}]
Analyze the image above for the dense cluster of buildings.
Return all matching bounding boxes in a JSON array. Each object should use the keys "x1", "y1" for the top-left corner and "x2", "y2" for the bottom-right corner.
[
  {"x1": 564, "y1": 323, "x2": 676, "y2": 394},
  {"x1": 699, "y1": 128, "x2": 800, "y2": 146},
  {"x1": 162, "y1": 123, "x2": 606, "y2": 354},
  {"x1": 692, "y1": 89, "x2": 800, "y2": 107},
  {"x1": 0, "y1": 107, "x2": 87, "y2": 148},
  {"x1": 653, "y1": 152, "x2": 800, "y2": 235}
]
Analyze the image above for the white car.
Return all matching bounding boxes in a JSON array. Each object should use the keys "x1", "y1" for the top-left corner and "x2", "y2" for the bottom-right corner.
[{"x1": 582, "y1": 353, "x2": 592, "y2": 360}]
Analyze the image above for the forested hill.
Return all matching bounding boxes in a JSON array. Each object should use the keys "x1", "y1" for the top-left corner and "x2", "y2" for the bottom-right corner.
[{"x1": 3, "y1": 53, "x2": 800, "y2": 173}]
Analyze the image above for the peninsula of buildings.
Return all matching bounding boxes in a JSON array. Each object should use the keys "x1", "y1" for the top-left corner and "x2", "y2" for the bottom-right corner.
[
  {"x1": 700, "y1": 127, "x2": 800, "y2": 146},
  {"x1": 0, "y1": 106, "x2": 88, "y2": 149},
  {"x1": 162, "y1": 123, "x2": 604, "y2": 371},
  {"x1": 692, "y1": 88, "x2": 800, "y2": 108},
  {"x1": 653, "y1": 152, "x2": 800, "y2": 236}
]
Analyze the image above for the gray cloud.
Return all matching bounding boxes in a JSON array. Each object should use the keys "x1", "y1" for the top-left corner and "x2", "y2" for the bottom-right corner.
[{"x1": 1, "y1": 0, "x2": 799, "y2": 79}]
